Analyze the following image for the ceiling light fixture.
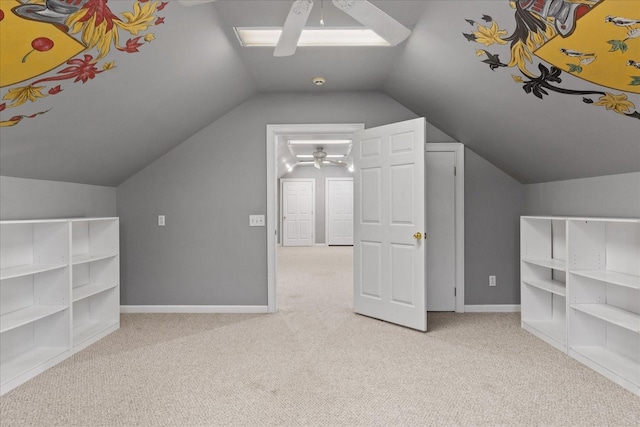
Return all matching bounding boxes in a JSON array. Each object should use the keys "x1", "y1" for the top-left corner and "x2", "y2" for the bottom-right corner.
[
  {"x1": 234, "y1": 27, "x2": 389, "y2": 47},
  {"x1": 312, "y1": 76, "x2": 326, "y2": 86}
]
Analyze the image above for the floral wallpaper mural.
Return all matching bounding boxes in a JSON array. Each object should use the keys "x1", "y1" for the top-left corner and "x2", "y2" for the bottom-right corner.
[
  {"x1": 0, "y1": 0, "x2": 168, "y2": 127},
  {"x1": 464, "y1": 0, "x2": 640, "y2": 119}
]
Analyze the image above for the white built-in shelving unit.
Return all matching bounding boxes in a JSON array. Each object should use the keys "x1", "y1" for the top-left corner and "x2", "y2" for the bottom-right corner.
[
  {"x1": 522, "y1": 216, "x2": 640, "y2": 396},
  {"x1": 0, "y1": 218, "x2": 119, "y2": 395},
  {"x1": 521, "y1": 216, "x2": 568, "y2": 352}
]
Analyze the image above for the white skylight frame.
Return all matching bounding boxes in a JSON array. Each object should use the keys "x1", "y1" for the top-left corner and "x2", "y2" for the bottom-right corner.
[
  {"x1": 288, "y1": 139, "x2": 352, "y2": 145},
  {"x1": 234, "y1": 27, "x2": 390, "y2": 47}
]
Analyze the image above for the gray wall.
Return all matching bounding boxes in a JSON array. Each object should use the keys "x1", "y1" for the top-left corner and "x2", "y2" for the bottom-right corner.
[
  {"x1": 281, "y1": 166, "x2": 353, "y2": 245},
  {"x1": 117, "y1": 92, "x2": 418, "y2": 306},
  {"x1": 0, "y1": 176, "x2": 116, "y2": 220},
  {"x1": 465, "y1": 149, "x2": 525, "y2": 305},
  {"x1": 524, "y1": 172, "x2": 640, "y2": 218}
]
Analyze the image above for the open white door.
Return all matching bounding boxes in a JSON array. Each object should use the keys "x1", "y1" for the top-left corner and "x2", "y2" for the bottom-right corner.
[{"x1": 353, "y1": 118, "x2": 426, "y2": 331}]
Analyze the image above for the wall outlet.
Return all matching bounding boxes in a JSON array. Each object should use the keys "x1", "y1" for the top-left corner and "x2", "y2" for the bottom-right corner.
[
  {"x1": 158, "y1": 215, "x2": 165, "y2": 226},
  {"x1": 489, "y1": 275, "x2": 496, "y2": 287},
  {"x1": 250, "y1": 215, "x2": 265, "y2": 227}
]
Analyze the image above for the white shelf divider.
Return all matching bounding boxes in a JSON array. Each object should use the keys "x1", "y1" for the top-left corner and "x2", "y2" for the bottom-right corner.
[
  {"x1": 0, "y1": 263, "x2": 67, "y2": 281},
  {"x1": 523, "y1": 278, "x2": 566, "y2": 297},
  {"x1": 522, "y1": 258, "x2": 566, "y2": 271},
  {"x1": 571, "y1": 270, "x2": 640, "y2": 290},
  {"x1": 570, "y1": 304, "x2": 640, "y2": 333},
  {"x1": 570, "y1": 346, "x2": 639, "y2": 388},
  {"x1": 0, "y1": 305, "x2": 68, "y2": 334},
  {"x1": 72, "y1": 253, "x2": 118, "y2": 266},
  {"x1": 0, "y1": 347, "x2": 69, "y2": 384},
  {"x1": 73, "y1": 282, "x2": 118, "y2": 302}
]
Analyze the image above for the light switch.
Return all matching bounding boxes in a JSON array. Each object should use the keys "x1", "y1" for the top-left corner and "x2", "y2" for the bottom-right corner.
[
  {"x1": 158, "y1": 215, "x2": 165, "y2": 226},
  {"x1": 250, "y1": 215, "x2": 265, "y2": 227}
]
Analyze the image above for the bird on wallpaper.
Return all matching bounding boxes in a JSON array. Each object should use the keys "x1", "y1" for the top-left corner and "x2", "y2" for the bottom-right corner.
[
  {"x1": 560, "y1": 48, "x2": 596, "y2": 60},
  {"x1": 627, "y1": 60, "x2": 640, "y2": 70},
  {"x1": 604, "y1": 16, "x2": 640, "y2": 27}
]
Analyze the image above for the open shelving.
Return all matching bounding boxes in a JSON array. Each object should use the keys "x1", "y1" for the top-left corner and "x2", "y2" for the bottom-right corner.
[
  {"x1": 520, "y1": 216, "x2": 568, "y2": 352},
  {"x1": 566, "y1": 218, "x2": 639, "y2": 396},
  {"x1": 0, "y1": 218, "x2": 119, "y2": 395}
]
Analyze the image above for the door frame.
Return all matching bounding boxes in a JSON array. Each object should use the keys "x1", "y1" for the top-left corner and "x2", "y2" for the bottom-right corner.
[
  {"x1": 426, "y1": 143, "x2": 465, "y2": 313},
  {"x1": 325, "y1": 177, "x2": 354, "y2": 246},
  {"x1": 280, "y1": 178, "x2": 316, "y2": 247},
  {"x1": 266, "y1": 124, "x2": 365, "y2": 312}
]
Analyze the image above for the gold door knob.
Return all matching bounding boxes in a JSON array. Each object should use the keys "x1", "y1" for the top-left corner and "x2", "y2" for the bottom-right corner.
[{"x1": 413, "y1": 232, "x2": 422, "y2": 240}]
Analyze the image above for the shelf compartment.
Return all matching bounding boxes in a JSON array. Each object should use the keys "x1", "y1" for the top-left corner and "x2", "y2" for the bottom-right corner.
[
  {"x1": 0, "y1": 347, "x2": 68, "y2": 384},
  {"x1": 73, "y1": 321, "x2": 116, "y2": 346},
  {"x1": 72, "y1": 253, "x2": 117, "y2": 265},
  {"x1": 570, "y1": 304, "x2": 640, "y2": 333},
  {"x1": 0, "y1": 263, "x2": 67, "y2": 281},
  {"x1": 523, "y1": 278, "x2": 566, "y2": 296},
  {"x1": 73, "y1": 282, "x2": 118, "y2": 302},
  {"x1": 571, "y1": 270, "x2": 640, "y2": 290},
  {"x1": 570, "y1": 346, "x2": 639, "y2": 387},
  {"x1": 523, "y1": 319, "x2": 566, "y2": 347},
  {"x1": 0, "y1": 305, "x2": 68, "y2": 334},
  {"x1": 523, "y1": 258, "x2": 566, "y2": 271}
]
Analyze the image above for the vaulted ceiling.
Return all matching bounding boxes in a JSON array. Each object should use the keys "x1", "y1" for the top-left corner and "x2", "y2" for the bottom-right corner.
[{"x1": 1, "y1": 0, "x2": 638, "y2": 186}]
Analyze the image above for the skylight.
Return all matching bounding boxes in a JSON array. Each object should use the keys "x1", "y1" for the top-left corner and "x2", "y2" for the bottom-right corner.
[{"x1": 235, "y1": 27, "x2": 390, "y2": 47}]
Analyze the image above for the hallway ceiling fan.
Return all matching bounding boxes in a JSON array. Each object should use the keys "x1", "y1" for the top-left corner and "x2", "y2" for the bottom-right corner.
[
  {"x1": 179, "y1": 0, "x2": 411, "y2": 57},
  {"x1": 311, "y1": 147, "x2": 347, "y2": 169}
]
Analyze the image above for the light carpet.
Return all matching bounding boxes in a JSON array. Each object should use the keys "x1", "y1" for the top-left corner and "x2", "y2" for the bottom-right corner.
[{"x1": 1, "y1": 246, "x2": 638, "y2": 426}]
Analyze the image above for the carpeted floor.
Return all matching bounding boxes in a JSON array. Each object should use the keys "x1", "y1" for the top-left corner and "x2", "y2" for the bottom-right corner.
[{"x1": 1, "y1": 246, "x2": 638, "y2": 426}]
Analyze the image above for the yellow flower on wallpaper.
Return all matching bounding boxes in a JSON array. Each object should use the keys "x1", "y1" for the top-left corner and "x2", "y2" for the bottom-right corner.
[
  {"x1": 473, "y1": 22, "x2": 507, "y2": 47},
  {"x1": 594, "y1": 93, "x2": 635, "y2": 114},
  {"x1": 103, "y1": 61, "x2": 116, "y2": 70},
  {"x1": 3, "y1": 85, "x2": 47, "y2": 107},
  {"x1": 144, "y1": 33, "x2": 156, "y2": 42},
  {"x1": 119, "y1": 0, "x2": 159, "y2": 35},
  {"x1": 512, "y1": 75, "x2": 524, "y2": 83}
]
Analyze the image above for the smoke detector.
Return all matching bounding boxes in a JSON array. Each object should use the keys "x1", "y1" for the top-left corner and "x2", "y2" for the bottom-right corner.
[{"x1": 312, "y1": 76, "x2": 326, "y2": 86}]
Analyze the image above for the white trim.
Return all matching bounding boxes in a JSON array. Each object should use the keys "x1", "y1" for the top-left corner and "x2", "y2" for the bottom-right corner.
[
  {"x1": 464, "y1": 304, "x2": 521, "y2": 313},
  {"x1": 325, "y1": 177, "x2": 354, "y2": 245},
  {"x1": 120, "y1": 305, "x2": 269, "y2": 314},
  {"x1": 425, "y1": 143, "x2": 465, "y2": 313},
  {"x1": 267, "y1": 124, "x2": 365, "y2": 314},
  {"x1": 280, "y1": 178, "x2": 316, "y2": 247},
  {"x1": 314, "y1": 243, "x2": 328, "y2": 247}
]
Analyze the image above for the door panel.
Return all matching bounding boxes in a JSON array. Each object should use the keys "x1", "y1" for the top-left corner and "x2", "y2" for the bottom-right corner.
[
  {"x1": 353, "y1": 118, "x2": 426, "y2": 331},
  {"x1": 326, "y1": 179, "x2": 354, "y2": 245},
  {"x1": 426, "y1": 151, "x2": 456, "y2": 311},
  {"x1": 282, "y1": 180, "x2": 314, "y2": 247}
]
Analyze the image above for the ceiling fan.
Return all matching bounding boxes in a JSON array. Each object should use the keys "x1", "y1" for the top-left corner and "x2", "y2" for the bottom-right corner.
[
  {"x1": 179, "y1": 0, "x2": 411, "y2": 57},
  {"x1": 276, "y1": 0, "x2": 410, "y2": 57},
  {"x1": 311, "y1": 147, "x2": 347, "y2": 169}
]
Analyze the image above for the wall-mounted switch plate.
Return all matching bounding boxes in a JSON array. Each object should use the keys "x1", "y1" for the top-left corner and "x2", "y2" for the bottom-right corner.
[
  {"x1": 250, "y1": 215, "x2": 265, "y2": 227},
  {"x1": 158, "y1": 215, "x2": 165, "y2": 226},
  {"x1": 489, "y1": 275, "x2": 496, "y2": 287}
]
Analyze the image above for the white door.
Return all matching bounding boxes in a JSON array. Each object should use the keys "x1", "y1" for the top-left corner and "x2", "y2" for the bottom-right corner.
[
  {"x1": 353, "y1": 118, "x2": 427, "y2": 331},
  {"x1": 426, "y1": 151, "x2": 456, "y2": 311},
  {"x1": 282, "y1": 179, "x2": 314, "y2": 247},
  {"x1": 326, "y1": 178, "x2": 354, "y2": 246}
]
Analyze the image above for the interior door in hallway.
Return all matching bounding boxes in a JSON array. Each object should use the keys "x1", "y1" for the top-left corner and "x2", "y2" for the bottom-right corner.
[
  {"x1": 326, "y1": 178, "x2": 354, "y2": 246},
  {"x1": 353, "y1": 118, "x2": 427, "y2": 331},
  {"x1": 282, "y1": 179, "x2": 314, "y2": 247},
  {"x1": 426, "y1": 151, "x2": 456, "y2": 311}
]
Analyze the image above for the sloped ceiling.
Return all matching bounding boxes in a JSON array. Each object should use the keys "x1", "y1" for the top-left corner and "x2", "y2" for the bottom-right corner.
[{"x1": 1, "y1": 0, "x2": 638, "y2": 186}]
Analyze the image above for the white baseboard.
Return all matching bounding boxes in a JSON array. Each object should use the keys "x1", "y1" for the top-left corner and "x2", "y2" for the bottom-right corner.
[
  {"x1": 464, "y1": 304, "x2": 521, "y2": 313},
  {"x1": 314, "y1": 243, "x2": 327, "y2": 247},
  {"x1": 120, "y1": 305, "x2": 269, "y2": 314}
]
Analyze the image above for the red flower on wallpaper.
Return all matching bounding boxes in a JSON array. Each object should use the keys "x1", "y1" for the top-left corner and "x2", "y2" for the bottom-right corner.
[
  {"x1": 48, "y1": 85, "x2": 63, "y2": 95},
  {"x1": 157, "y1": 2, "x2": 168, "y2": 11},
  {"x1": 77, "y1": 0, "x2": 122, "y2": 32},
  {"x1": 155, "y1": 16, "x2": 165, "y2": 25},
  {"x1": 119, "y1": 37, "x2": 145, "y2": 53},
  {"x1": 0, "y1": 103, "x2": 6, "y2": 112},
  {"x1": 33, "y1": 55, "x2": 104, "y2": 85}
]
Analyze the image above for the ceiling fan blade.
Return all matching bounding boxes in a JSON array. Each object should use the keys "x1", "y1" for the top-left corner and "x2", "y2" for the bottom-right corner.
[
  {"x1": 274, "y1": 0, "x2": 314, "y2": 57},
  {"x1": 332, "y1": 0, "x2": 410, "y2": 46},
  {"x1": 177, "y1": 0, "x2": 216, "y2": 6}
]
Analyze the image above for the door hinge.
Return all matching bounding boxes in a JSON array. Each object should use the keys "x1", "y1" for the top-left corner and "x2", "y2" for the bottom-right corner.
[
  {"x1": 454, "y1": 288, "x2": 457, "y2": 296},
  {"x1": 454, "y1": 166, "x2": 457, "y2": 176}
]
